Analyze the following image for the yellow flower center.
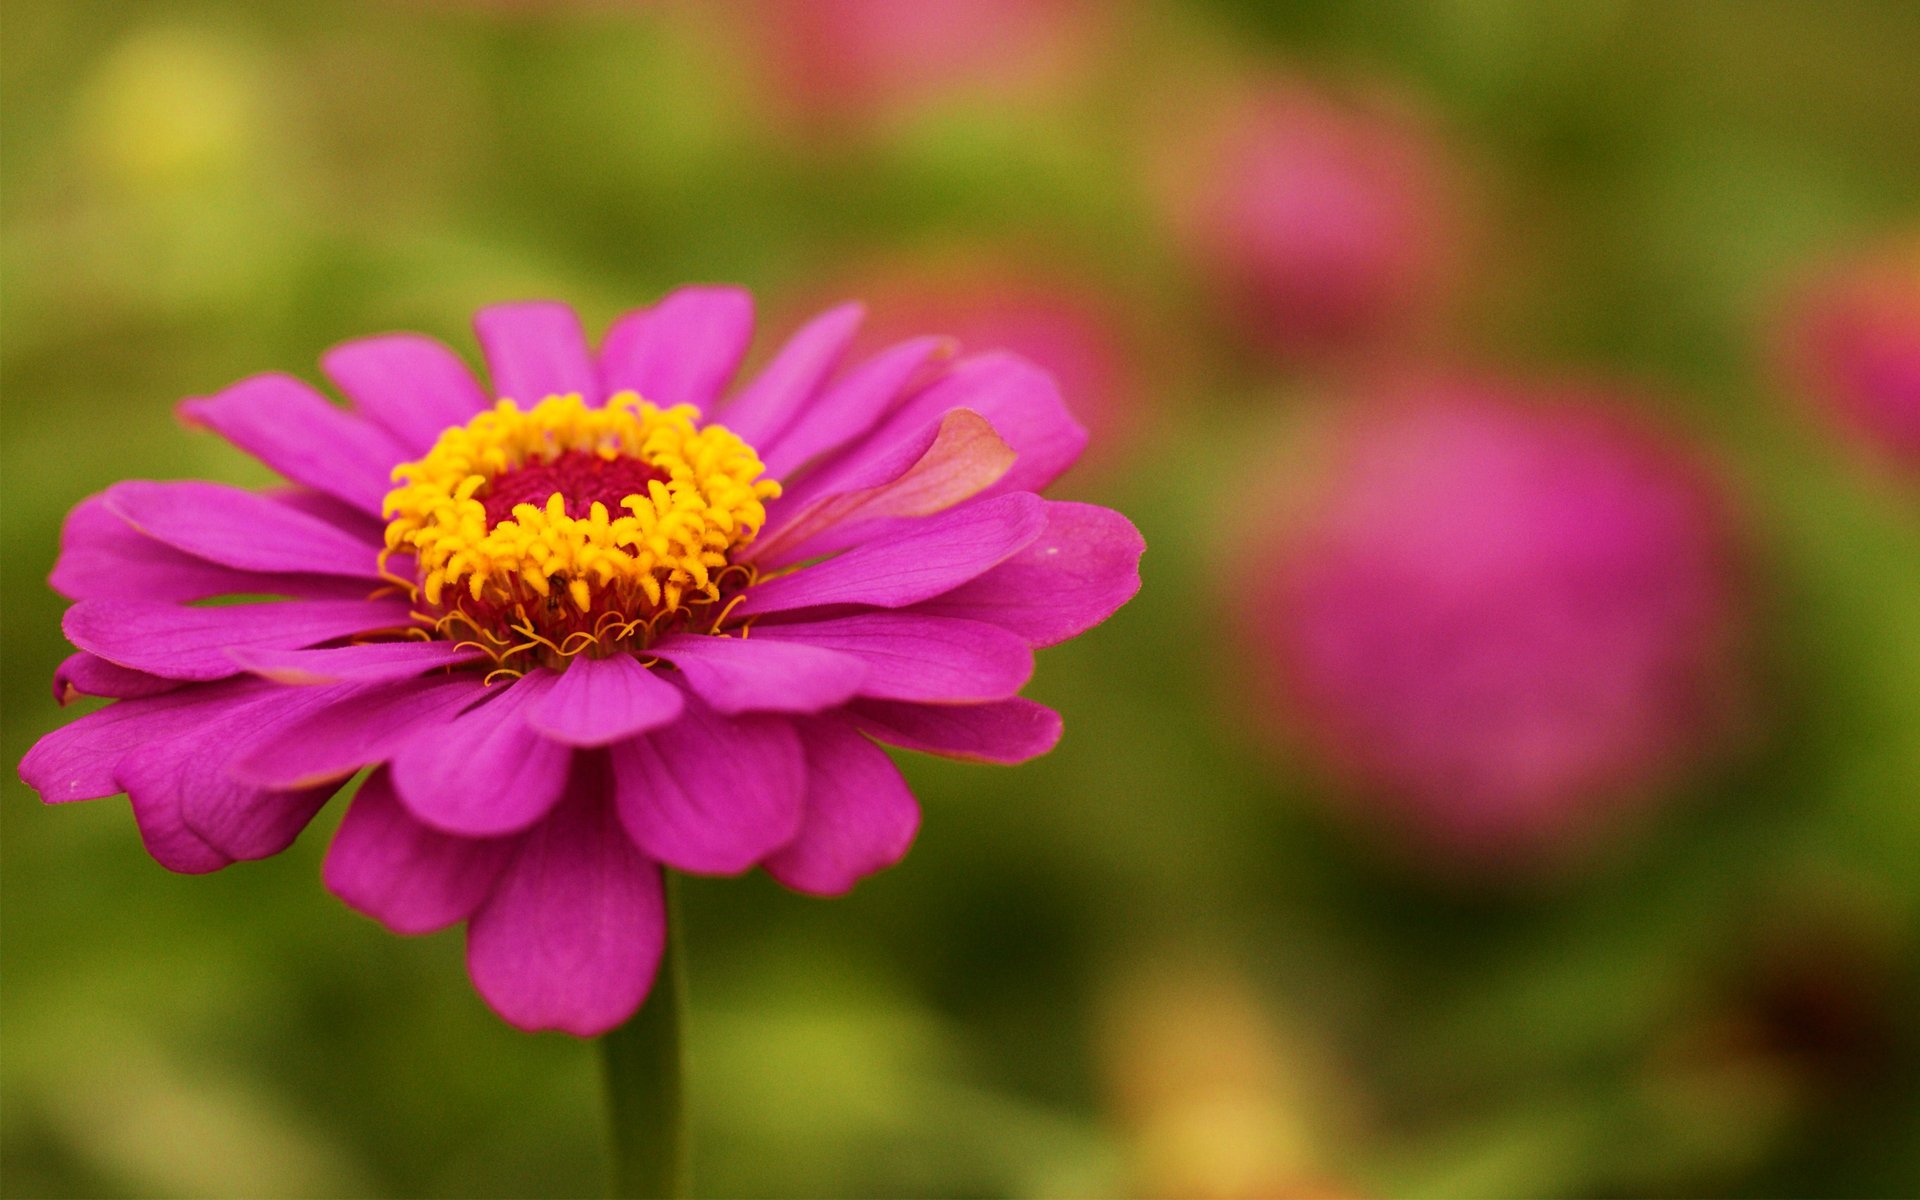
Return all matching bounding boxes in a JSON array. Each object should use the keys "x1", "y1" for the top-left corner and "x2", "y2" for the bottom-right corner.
[{"x1": 382, "y1": 393, "x2": 781, "y2": 669}]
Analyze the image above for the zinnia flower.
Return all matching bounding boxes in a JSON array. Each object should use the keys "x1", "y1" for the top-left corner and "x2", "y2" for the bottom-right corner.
[
  {"x1": 733, "y1": 0, "x2": 1105, "y2": 133},
  {"x1": 1234, "y1": 382, "x2": 1742, "y2": 868},
  {"x1": 1153, "y1": 77, "x2": 1461, "y2": 361},
  {"x1": 21, "y1": 291, "x2": 1143, "y2": 1034},
  {"x1": 1779, "y1": 235, "x2": 1920, "y2": 480}
]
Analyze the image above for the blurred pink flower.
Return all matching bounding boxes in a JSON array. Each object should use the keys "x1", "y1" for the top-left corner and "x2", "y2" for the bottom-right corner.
[
  {"x1": 1780, "y1": 236, "x2": 1920, "y2": 479},
  {"x1": 1156, "y1": 79, "x2": 1462, "y2": 362},
  {"x1": 738, "y1": 0, "x2": 1104, "y2": 130},
  {"x1": 1235, "y1": 383, "x2": 1744, "y2": 868}
]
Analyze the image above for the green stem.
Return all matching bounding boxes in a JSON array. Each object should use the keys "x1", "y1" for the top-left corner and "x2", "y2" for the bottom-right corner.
[{"x1": 599, "y1": 871, "x2": 689, "y2": 1199}]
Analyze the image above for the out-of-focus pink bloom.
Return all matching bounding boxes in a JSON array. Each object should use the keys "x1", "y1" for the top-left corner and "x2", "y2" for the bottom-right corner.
[
  {"x1": 738, "y1": 0, "x2": 1105, "y2": 131},
  {"x1": 807, "y1": 262, "x2": 1149, "y2": 483},
  {"x1": 1781, "y1": 236, "x2": 1920, "y2": 479},
  {"x1": 1235, "y1": 383, "x2": 1744, "y2": 868},
  {"x1": 1156, "y1": 79, "x2": 1462, "y2": 362}
]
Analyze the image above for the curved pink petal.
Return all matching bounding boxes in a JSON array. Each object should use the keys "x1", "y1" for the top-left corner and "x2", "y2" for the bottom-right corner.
[
  {"x1": 466, "y1": 783, "x2": 665, "y2": 1036},
  {"x1": 849, "y1": 697, "x2": 1063, "y2": 764},
  {"x1": 178, "y1": 373, "x2": 406, "y2": 513},
  {"x1": 105, "y1": 481, "x2": 382, "y2": 580},
  {"x1": 231, "y1": 675, "x2": 485, "y2": 789},
  {"x1": 21, "y1": 677, "x2": 275, "y2": 803},
  {"x1": 735, "y1": 492, "x2": 1047, "y2": 617},
  {"x1": 321, "y1": 332, "x2": 490, "y2": 452},
  {"x1": 789, "y1": 351, "x2": 1086, "y2": 506},
  {"x1": 648, "y1": 635, "x2": 866, "y2": 715},
  {"x1": 120, "y1": 721, "x2": 336, "y2": 863},
  {"x1": 63, "y1": 597, "x2": 415, "y2": 681},
  {"x1": 610, "y1": 698, "x2": 805, "y2": 874},
  {"x1": 52, "y1": 495, "x2": 365, "y2": 603},
  {"x1": 752, "y1": 408, "x2": 1015, "y2": 567},
  {"x1": 474, "y1": 301, "x2": 599, "y2": 405},
  {"x1": 54, "y1": 653, "x2": 182, "y2": 705},
  {"x1": 523, "y1": 655, "x2": 685, "y2": 747},
  {"x1": 228, "y1": 640, "x2": 486, "y2": 685},
  {"x1": 754, "y1": 613, "x2": 1032, "y2": 703},
  {"x1": 914, "y1": 500, "x2": 1145, "y2": 647},
  {"x1": 325, "y1": 768, "x2": 516, "y2": 935},
  {"x1": 764, "y1": 719, "x2": 920, "y2": 897},
  {"x1": 390, "y1": 673, "x2": 573, "y2": 836},
  {"x1": 599, "y1": 286, "x2": 755, "y2": 412},
  {"x1": 712, "y1": 302, "x2": 864, "y2": 446},
  {"x1": 126, "y1": 781, "x2": 234, "y2": 874},
  {"x1": 760, "y1": 335, "x2": 952, "y2": 477}
]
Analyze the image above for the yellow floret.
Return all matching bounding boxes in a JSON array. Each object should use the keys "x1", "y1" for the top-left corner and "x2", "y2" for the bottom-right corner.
[{"x1": 382, "y1": 392, "x2": 781, "y2": 624}]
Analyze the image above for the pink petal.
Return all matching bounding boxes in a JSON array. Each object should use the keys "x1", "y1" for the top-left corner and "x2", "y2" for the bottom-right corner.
[
  {"x1": 648, "y1": 635, "x2": 867, "y2": 714},
  {"x1": 231, "y1": 675, "x2": 486, "y2": 789},
  {"x1": 735, "y1": 492, "x2": 1047, "y2": 617},
  {"x1": 63, "y1": 597, "x2": 415, "y2": 681},
  {"x1": 849, "y1": 697, "x2": 1063, "y2": 764},
  {"x1": 321, "y1": 332, "x2": 490, "y2": 452},
  {"x1": 325, "y1": 768, "x2": 516, "y2": 935},
  {"x1": 599, "y1": 286, "x2": 755, "y2": 412},
  {"x1": 54, "y1": 652, "x2": 182, "y2": 704},
  {"x1": 21, "y1": 678, "x2": 274, "y2": 803},
  {"x1": 466, "y1": 782, "x2": 666, "y2": 1036},
  {"x1": 125, "y1": 782, "x2": 234, "y2": 875},
  {"x1": 105, "y1": 480, "x2": 383, "y2": 579},
  {"x1": 761, "y1": 335, "x2": 952, "y2": 477},
  {"x1": 914, "y1": 500, "x2": 1145, "y2": 647},
  {"x1": 764, "y1": 718, "x2": 920, "y2": 897},
  {"x1": 523, "y1": 655, "x2": 685, "y2": 747},
  {"x1": 390, "y1": 673, "x2": 573, "y2": 836},
  {"x1": 228, "y1": 640, "x2": 486, "y2": 685},
  {"x1": 712, "y1": 302, "x2": 864, "y2": 445},
  {"x1": 752, "y1": 408, "x2": 1015, "y2": 567},
  {"x1": 178, "y1": 373, "x2": 406, "y2": 513},
  {"x1": 610, "y1": 698, "x2": 805, "y2": 874},
  {"x1": 52, "y1": 495, "x2": 365, "y2": 603},
  {"x1": 474, "y1": 301, "x2": 599, "y2": 405},
  {"x1": 753, "y1": 612, "x2": 1032, "y2": 703},
  {"x1": 121, "y1": 725, "x2": 335, "y2": 863},
  {"x1": 793, "y1": 351, "x2": 1086, "y2": 504}
]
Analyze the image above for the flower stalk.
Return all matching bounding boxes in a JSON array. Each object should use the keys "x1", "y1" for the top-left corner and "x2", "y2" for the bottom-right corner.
[{"x1": 599, "y1": 872, "x2": 689, "y2": 1200}]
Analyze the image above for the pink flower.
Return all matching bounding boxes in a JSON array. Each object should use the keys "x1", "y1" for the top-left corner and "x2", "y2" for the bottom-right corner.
[
  {"x1": 1235, "y1": 382, "x2": 1743, "y2": 867},
  {"x1": 21, "y1": 292, "x2": 1143, "y2": 1034},
  {"x1": 1155, "y1": 78, "x2": 1462, "y2": 361},
  {"x1": 1780, "y1": 236, "x2": 1920, "y2": 479},
  {"x1": 737, "y1": 0, "x2": 1104, "y2": 131}
]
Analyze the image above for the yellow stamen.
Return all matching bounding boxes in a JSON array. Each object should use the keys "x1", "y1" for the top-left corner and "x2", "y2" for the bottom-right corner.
[{"x1": 383, "y1": 392, "x2": 781, "y2": 665}]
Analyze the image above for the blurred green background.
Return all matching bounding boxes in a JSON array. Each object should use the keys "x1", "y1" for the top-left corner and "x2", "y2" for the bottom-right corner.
[{"x1": 5, "y1": 2, "x2": 1920, "y2": 1196}]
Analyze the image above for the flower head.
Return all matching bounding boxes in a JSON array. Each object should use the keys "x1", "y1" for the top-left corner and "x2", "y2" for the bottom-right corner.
[
  {"x1": 736, "y1": 0, "x2": 1105, "y2": 133},
  {"x1": 1234, "y1": 382, "x2": 1743, "y2": 868},
  {"x1": 23, "y1": 292, "x2": 1143, "y2": 1034},
  {"x1": 1154, "y1": 77, "x2": 1462, "y2": 361},
  {"x1": 1779, "y1": 234, "x2": 1920, "y2": 480}
]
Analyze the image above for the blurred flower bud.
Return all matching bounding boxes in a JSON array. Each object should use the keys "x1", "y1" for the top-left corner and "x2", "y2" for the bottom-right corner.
[
  {"x1": 731, "y1": 0, "x2": 1106, "y2": 133},
  {"x1": 74, "y1": 27, "x2": 270, "y2": 193},
  {"x1": 1096, "y1": 953, "x2": 1362, "y2": 1200},
  {"x1": 1154, "y1": 77, "x2": 1464, "y2": 363},
  {"x1": 1779, "y1": 235, "x2": 1920, "y2": 482},
  {"x1": 1234, "y1": 382, "x2": 1746, "y2": 870}
]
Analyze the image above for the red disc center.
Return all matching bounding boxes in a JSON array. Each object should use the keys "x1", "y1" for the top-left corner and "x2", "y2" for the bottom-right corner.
[{"x1": 481, "y1": 451, "x2": 668, "y2": 527}]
